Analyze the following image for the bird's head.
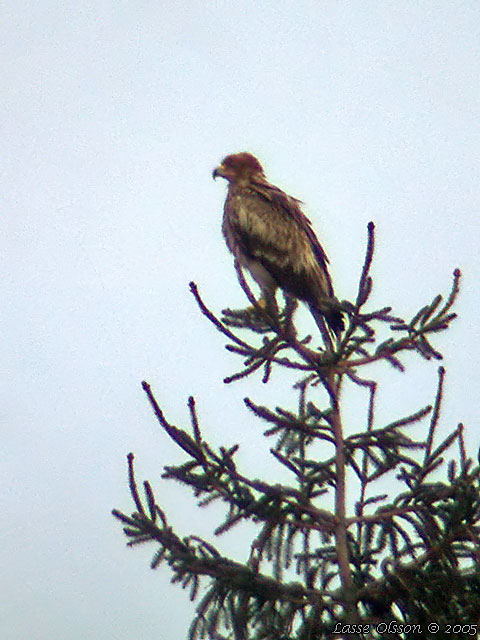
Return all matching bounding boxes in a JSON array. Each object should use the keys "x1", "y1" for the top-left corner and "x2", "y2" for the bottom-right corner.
[{"x1": 213, "y1": 152, "x2": 265, "y2": 184}]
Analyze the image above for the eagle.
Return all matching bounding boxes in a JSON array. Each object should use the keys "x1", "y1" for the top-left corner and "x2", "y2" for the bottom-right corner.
[{"x1": 213, "y1": 152, "x2": 343, "y2": 337}]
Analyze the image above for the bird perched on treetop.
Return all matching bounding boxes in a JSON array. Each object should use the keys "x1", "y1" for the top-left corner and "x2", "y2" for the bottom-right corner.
[{"x1": 212, "y1": 152, "x2": 344, "y2": 337}]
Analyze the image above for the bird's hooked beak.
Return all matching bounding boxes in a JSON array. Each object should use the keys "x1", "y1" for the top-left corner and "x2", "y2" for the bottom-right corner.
[{"x1": 212, "y1": 164, "x2": 226, "y2": 180}]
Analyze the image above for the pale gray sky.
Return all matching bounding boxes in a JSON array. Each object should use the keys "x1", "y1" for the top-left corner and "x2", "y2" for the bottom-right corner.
[{"x1": 3, "y1": 2, "x2": 479, "y2": 639}]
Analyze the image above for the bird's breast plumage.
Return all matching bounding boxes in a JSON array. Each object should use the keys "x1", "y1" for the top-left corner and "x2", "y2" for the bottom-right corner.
[{"x1": 223, "y1": 185, "x2": 325, "y2": 277}]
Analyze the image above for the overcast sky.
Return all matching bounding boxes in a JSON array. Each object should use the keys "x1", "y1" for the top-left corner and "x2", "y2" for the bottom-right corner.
[{"x1": 3, "y1": 2, "x2": 479, "y2": 639}]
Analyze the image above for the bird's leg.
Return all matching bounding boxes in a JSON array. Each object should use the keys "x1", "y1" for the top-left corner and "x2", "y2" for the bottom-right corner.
[
  {"x1": 232, "y1": 260, "x2": 282, "y2": 331},
  {"x1": 244, "y1": 287, "x2": 280, "y2": 322},
  {"x1": 251, "y1": 296, "x2": 268, "y2": 311},
  {"x1": 259, "y1": 288, "x2": 282, "y2": 331}
]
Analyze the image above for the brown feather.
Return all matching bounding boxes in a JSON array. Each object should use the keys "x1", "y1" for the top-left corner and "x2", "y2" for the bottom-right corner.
[{"x1": 214, "y1": 153, "x2": 343, "y2": 335}]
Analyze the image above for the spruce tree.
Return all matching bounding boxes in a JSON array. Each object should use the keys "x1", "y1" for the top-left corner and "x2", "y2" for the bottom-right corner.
[{"x1": 113, "y1": 223, "x2": 479, "y2": 639}]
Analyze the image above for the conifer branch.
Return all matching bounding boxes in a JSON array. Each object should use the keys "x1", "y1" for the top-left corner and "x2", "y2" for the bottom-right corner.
[{"x1": 113, "y1": 223, "x2": 475, "y2": 637}]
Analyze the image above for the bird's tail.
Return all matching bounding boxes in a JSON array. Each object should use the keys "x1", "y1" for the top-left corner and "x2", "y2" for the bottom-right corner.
[{"x1": 309, "y1": 303, "x2": 344, "y2": 344}]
